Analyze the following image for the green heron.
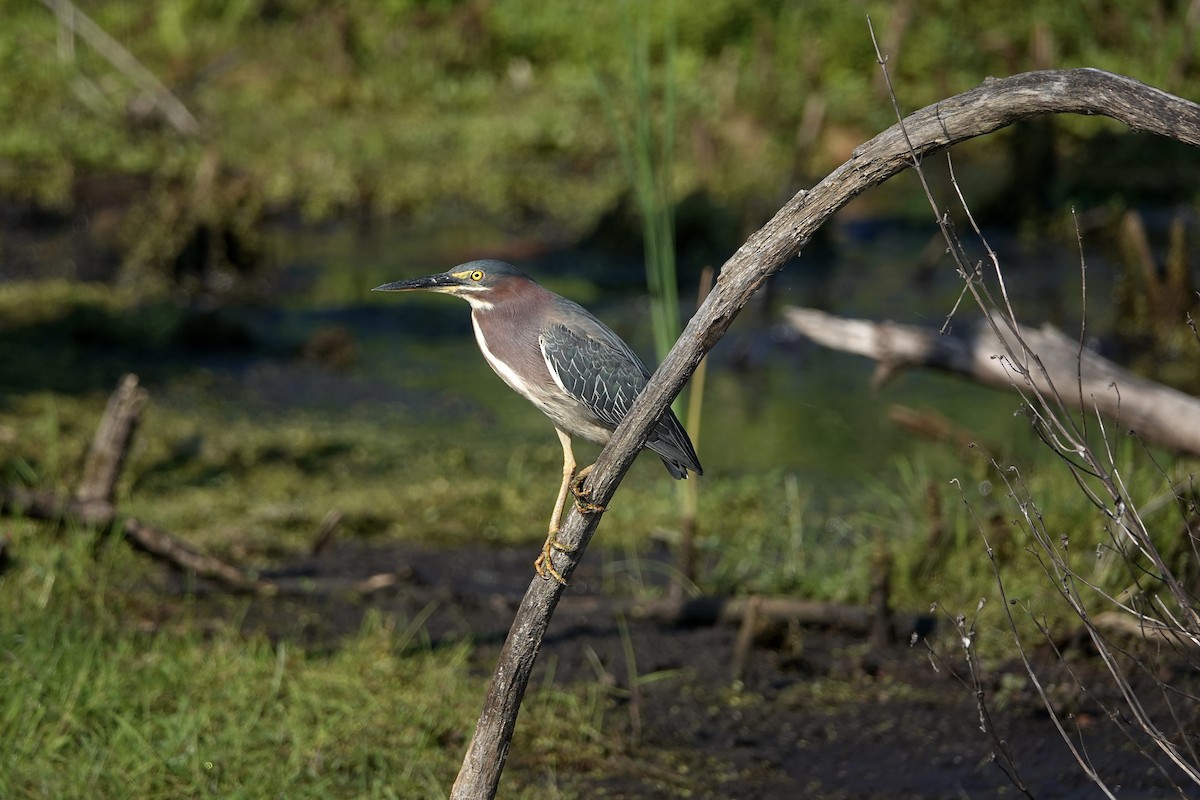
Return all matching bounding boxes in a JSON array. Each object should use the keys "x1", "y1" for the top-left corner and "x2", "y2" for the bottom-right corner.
[{"x1": 374, "y1": 259, "x2": 702, "y2": 582}]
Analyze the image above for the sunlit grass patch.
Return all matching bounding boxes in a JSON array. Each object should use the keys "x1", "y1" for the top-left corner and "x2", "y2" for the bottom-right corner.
[
  {"x1": 0, "y1": 532, "x2": 630, "y2": 799},
  {"x1": 0, "y1": 532, "x2": 717, "y2": 800}
]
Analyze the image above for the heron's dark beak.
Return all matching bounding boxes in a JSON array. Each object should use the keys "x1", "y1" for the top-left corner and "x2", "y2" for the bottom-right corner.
[{"x1": 373, "y1": 272, "x2": 461, "y2": 293}]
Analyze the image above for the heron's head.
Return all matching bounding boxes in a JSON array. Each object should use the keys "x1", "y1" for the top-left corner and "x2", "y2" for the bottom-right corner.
[{"x1": 373, "y1": 260, "x2": 534, "y2": 310}]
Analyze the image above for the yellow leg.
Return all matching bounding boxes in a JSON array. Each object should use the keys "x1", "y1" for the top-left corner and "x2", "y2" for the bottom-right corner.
[{"x1": 534, "y1": 428, "x2": 577, "y2": 584}]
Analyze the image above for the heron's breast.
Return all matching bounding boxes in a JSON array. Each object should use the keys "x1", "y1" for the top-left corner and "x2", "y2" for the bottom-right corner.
[{"x1": 471, "y1": 309, "x2": 610, "y2": 445}]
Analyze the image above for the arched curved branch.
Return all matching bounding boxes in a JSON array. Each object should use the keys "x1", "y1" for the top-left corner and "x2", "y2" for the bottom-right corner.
[{"x1": 450, "y1": 69, "x2": 1200, "y2": 799}]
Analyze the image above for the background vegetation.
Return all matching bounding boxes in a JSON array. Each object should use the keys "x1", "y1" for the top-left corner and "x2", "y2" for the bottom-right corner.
[
  {"x1": 3, "y1": 0, "x2": 1200, "y2": 285},
  {"x1": 3, "y1": 1, "x2": 1200, "y2": 797}
]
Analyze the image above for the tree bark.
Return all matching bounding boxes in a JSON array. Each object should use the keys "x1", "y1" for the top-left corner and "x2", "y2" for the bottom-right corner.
[
  {"x1": 75, "y1": 373, "x2": 147, "y2": 507},
  {"x1": 450, "y1": 69, "x2": 1200, "y2": 798},
  {"x1": 782, "y1": 307, "x2": 1200, "y2": 457}
]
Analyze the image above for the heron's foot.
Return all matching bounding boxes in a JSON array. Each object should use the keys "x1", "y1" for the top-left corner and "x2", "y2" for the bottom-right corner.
[
  {"x1": 570, "y1": 464, "x2": 606, "y2": 514},
  {"x1": 534, "y1": 530, "x2": 574, "y2": 584}
]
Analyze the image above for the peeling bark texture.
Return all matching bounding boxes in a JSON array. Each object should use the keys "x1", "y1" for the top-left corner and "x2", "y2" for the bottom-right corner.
[
  {"x1": 450, "y1": 70, "x2": 1200, "y2": 798},
  {"x1": 783, "y1": 307, "x2": 1200, "y2": 457}
]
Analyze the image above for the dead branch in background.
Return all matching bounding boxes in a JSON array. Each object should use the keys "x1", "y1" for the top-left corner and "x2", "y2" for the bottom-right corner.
[
  {"x1": 782, "y1": 307, "x2": 1200, "y2": 456},
  {"x1": 2, "y1": 376, "x2": 411, "y2": 597},
  {"x1": 450, "y1": 69, "x2": 1200, "y2": 798},
  {"x1": 861, "y1": 33, "x2": 1200, "y2": 795},
  {"x1": 2, "y1": 373, "x2": 145, "y2": 529},
  {"x1": 886, "y1": 404, "x2": 998, "y2": 458},
  {"x1": 0, "y1": 374, "x2": 270, "y2": 594},
  {"x1": 75, "y1": 373, "x2": 147, "y2": 508},
  {"x1": 41, "y1": 0, "x2": 202, "y2": 136},
  {"x1": 123, "y1": 518, "x2": 275, "y2": 594}
]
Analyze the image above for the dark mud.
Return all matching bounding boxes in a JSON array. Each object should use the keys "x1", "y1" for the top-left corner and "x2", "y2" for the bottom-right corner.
[{"x1": 177, "y1": 542, "x2": 1199, "y2": 799}]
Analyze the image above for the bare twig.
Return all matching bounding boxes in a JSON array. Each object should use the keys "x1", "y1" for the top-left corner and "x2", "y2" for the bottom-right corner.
[
  {"x1": 919, "y1": 594, "x2": 1034, "y2": 798},
  {"x1": 990, "y1": 465, "x2": 1200, "y2": 789},
  {"x1": 821, "y1": 28, "x2": 1200, "y2": 796},
  {"x1": 956, "y1": 474, "x2": 1120, "y2": 798},
  {"x1": 864, "y1": 38, "x2": 1200, "y2": 792}
]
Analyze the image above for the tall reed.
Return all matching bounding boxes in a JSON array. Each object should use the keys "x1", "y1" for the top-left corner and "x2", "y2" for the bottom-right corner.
[{"x1": 598, "y1": 4, "x2": 706, "y2": 588}]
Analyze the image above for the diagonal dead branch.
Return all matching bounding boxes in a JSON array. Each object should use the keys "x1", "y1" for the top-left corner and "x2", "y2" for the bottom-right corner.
[
  {"x1": 450, "y1": 68, "x2": 1200, "y2": 798},
  {"x1": 123, "y1": 518, "x2": 275, "y2": 595}
]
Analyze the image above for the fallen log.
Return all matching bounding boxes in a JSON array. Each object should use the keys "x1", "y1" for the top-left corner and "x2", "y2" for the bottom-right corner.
[
  {"x1": 1, "y1": 373, "x2": 273, "y2": 594},
  {"x1": 124, "y1": 518, "x2": 275, "y2": 595},
  {"x1": 783, "y1": 307, "x2": 1200, "y2": 457},
  {"x1": 1, "y1": 484, "x2": 116, "y2": 527},
  {"x1": 627, "y1": 594, "x2": 934, "y2": 640}
]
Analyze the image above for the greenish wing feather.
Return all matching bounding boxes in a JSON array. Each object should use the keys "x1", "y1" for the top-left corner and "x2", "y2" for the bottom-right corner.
[{"x1": 540, "y1": 323, "x2": 650, "y2": 428}]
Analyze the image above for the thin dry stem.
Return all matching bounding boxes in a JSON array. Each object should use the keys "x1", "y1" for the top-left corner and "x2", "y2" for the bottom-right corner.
[{"x1": 868, "y1": 31, "x2": 1200, "y2": 797}]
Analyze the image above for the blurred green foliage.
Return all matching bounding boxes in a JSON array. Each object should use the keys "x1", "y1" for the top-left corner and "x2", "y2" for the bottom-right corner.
[{"x1": 2, "y1": 0, "x2": 1197, "y2": 247}]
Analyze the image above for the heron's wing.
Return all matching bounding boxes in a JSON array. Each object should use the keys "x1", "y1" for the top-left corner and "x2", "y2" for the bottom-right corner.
[
  {"x1": 540, "y1": 320, "x2": 703, "y2": 477},
  {"x1": 540, "y1": 322, "x2": 650, "y2": 429}
]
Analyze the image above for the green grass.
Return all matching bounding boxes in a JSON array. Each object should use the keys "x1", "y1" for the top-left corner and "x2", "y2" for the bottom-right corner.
[
  {"x1": 1, "y1": 533, "x2": 460, "y2": 798},
  {"x1": 3, "y1": 279, "x2": 1198, "y2": 793},
  {"x1": 0, "y1": 528, "x2": 631, "y2": 799}
]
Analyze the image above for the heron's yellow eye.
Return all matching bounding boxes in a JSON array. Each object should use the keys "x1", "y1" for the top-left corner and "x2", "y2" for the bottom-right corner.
[{"x1": 470, "y1": 270, "x2": 484, "y2": 281}]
